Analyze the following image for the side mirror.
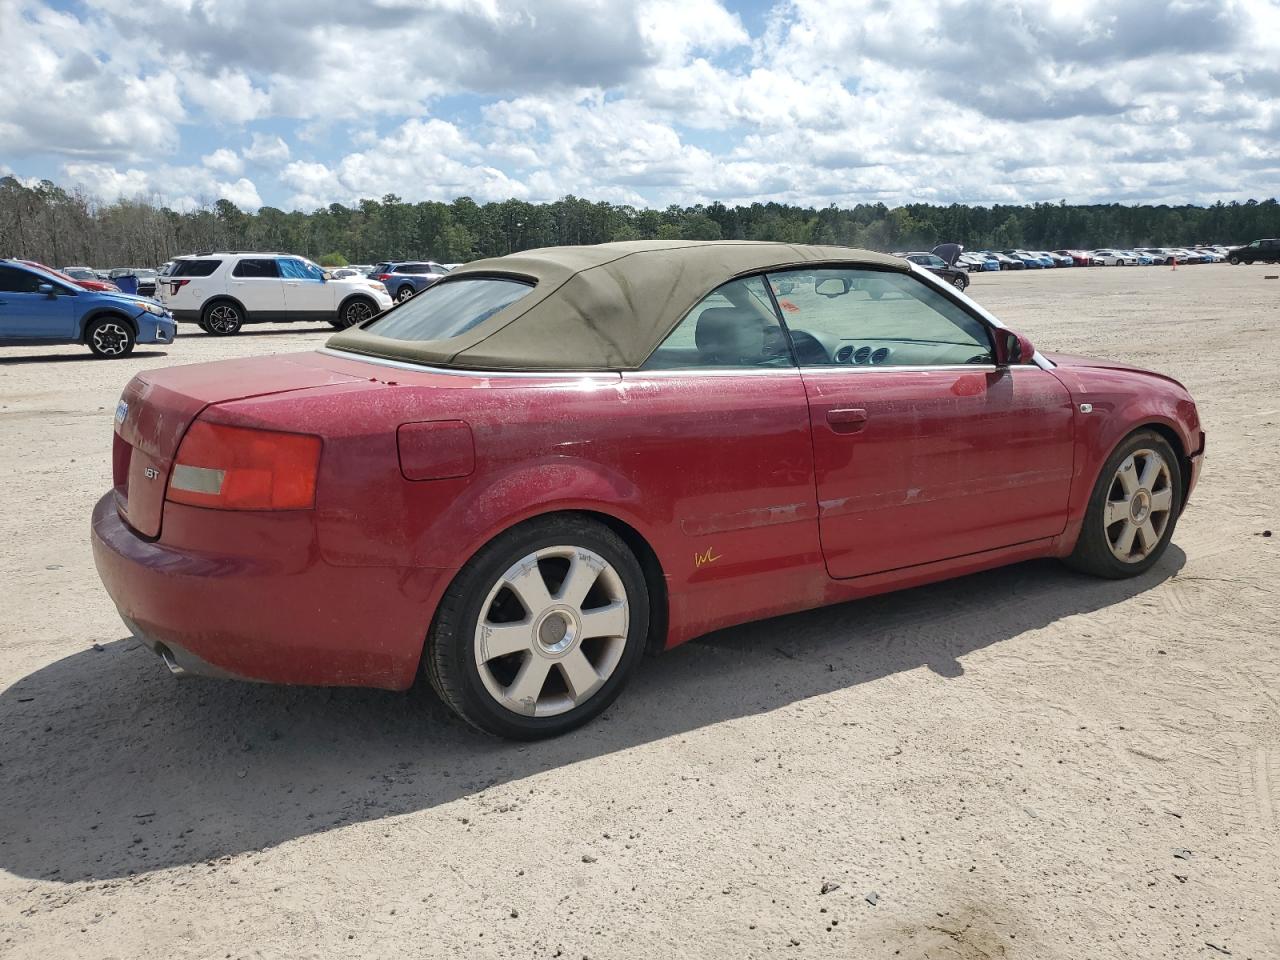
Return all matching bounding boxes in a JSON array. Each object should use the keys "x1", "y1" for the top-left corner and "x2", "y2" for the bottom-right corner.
[
  {"x1": 38, "y1": 283, "x2": 55, "y2": 298},
  {"x1": 995, "y1": 329, "x2": 1035, "y2": 366},
  {"x1": 815, "y1": 277, "x2": 851, "y2": 298}
]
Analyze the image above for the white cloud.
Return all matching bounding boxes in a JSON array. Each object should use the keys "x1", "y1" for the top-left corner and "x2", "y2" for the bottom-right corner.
[
  {"x1": 62, "y1": 160, "x2": 263, "y2": 211},
  {"x1": 201, "y1": 148, "x2": 243, "y2": 177},
  {"x1": 243, "y1": 133, "x2": 291, "y2": 166},
  {"x1": 0, "y1": 1, "x2": 183, "y2": 160},
  {"x1": 181, "y1": 67, "x2": 270, "y2": 124},
  {"x1": 2, "y1": 0, "x2": 1277, "y2": 210}
]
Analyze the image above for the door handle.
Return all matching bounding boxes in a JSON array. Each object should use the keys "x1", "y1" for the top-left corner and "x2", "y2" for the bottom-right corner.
[{"x1": 826, "y1": 407, "x2": 869, "y2": 433}]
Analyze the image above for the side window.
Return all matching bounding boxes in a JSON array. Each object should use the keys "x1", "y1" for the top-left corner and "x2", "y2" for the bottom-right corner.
[
  {"x1": 642, "y1": 275, "x2": 792, "y2": 370},
  {"x1": 277, "y1": 258, "x2": 324, "y2": 280},
  {"x1": 764, "y1": 268, "x2": 993, "y2": 367},
  {"x1": 172, "y1": 259, "x2": 222, "y2": 278},
  {"x1": 232, "y1": 258, "x2": 279, "y2": 279},
  {"x1": 0, "y1": 266, "x2": 47, "y2": 293},
  {"x1": 277, "y1": 258, "x2": 306, "y2": 280}
]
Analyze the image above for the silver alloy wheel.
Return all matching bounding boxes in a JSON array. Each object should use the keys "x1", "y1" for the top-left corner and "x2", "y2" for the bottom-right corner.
[
  {"x1": 396, "y1": 286, "x2": 415, "y2": 302},
  {"x1": 952, "y1": 276, "x2": 966, "y2": 289},
  {"x1": 207, "y1": 304, "x2": 240, "y2": 333},
  {"x1": 345, "y1": 300, "x2": 374, "y2": 325},
  {"x1": 90, "y1": 322, "x2": 131, "y2": 356},
  {"x1": 1104, "y1": 448, "x2": 1174, "y2": 563},
  {"x1": 474, "y1": 546, "x2": 629, "y2": 717}
]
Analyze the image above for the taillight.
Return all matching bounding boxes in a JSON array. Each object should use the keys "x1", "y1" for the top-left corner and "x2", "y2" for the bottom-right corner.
[
  {"x1": 374, "y1": 273, "x2": 392, "y2": 281},
  {"x1": 167, "y1": 421, "x2": 321, "y2": 510},
  {"x1": 169, "y1": 279, "x2": 190, "y2": 292}
]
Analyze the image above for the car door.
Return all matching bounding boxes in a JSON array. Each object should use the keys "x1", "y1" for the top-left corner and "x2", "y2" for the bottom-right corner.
[
  {"x1": 228, "y1": 258, "x2": 286, "y2": 320},
  {"x1": 624, "y1": 273, "x2": 821, "y2": 632},
  {"x1": 0, "y1": 265, "x2": 76, "y2": 339},
  {"x1": 768, "y1": 266, "x2": 1075, "y2": 580},
  {"x1": 279, "y1": 258, "x2": 335, "y2": 321}
]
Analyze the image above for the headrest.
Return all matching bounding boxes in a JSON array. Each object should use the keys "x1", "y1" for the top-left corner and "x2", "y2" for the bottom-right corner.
[{"x1": 694, "y1": 307, "x2": 763, "y2": 351}]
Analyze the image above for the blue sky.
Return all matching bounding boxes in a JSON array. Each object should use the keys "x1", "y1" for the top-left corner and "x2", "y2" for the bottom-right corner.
[{"x1": 2, "y1": 0, "x2": 1278, "y2": 212}]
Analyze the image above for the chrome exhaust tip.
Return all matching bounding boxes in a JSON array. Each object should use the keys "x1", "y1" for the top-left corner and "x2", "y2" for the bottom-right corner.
[{"x1": 154, "y1": 642, "x2": 189, "y2": 677}]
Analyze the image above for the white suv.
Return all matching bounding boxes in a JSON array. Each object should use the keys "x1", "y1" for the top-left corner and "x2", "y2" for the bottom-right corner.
[{"x1": 158, "y1": 253, "x2": 394, "y2": 335}]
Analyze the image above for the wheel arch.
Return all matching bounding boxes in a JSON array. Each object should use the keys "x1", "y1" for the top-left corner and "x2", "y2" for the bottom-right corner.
[
  {"x1": 338, "y1": 291, "x2": 379, "y2": 315},
  {"x1": 1140, "y1": 420, "x2": 1193, "y2": 509},
  {"x1": 79, "y1": 308, "x2": 138, "y2": 342},
  {"x1": 419, "y1": 506, "x2": 671, "y2": 671},
  {"x1": 201, "y1": 295, "x2": 247, "y2": 321}
]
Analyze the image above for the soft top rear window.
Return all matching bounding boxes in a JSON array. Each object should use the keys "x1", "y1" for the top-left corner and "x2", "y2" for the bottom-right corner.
[
  {"x1": 171, "y1": 259, "x2": 221, "y2": 277},
  {"x1": 365, "y1": 277, "x2": 533, "y2": 341}
]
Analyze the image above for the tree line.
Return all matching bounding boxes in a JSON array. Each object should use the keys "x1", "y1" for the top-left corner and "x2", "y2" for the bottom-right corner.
[{"x1": 2, "y1": 175, "x2": 1277, "y2": 268}]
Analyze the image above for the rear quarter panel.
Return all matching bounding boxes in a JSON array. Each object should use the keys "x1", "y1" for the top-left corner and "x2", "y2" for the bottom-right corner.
[{"x1": 201, "y1": 354, "x2": 824, "y2": 649}]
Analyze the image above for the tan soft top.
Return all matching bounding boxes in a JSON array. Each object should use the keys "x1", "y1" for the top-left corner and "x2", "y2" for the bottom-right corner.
[{"x1": 327, "y1": 239, "x2": 908, "y2": 371}]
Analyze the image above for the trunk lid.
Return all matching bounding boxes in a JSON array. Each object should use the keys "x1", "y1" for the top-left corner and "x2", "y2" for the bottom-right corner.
[{"x1": 112, "y1": 355, "x2": 365, "y2": 537}]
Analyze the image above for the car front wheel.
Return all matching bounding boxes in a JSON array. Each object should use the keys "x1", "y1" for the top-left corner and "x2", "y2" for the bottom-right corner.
[
  {"x1": 86, "y1": 317, "x2": 136, "y2": 358},
  {"x1": 425, "y1": 515, "x2": 649, "y2": 739},
  {"x1": 1064, "y1": 430, "x2": 1182, "y2": 579},
  {"x1": 1229, "y1": 255, "x2": 1241, "y2": 265},
  {"x1": 338, "y1": 296, "x2": 377, "y2": 329}
]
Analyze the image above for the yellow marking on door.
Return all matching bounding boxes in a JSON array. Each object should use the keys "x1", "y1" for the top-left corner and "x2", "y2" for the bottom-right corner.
[{"x1": 694, "y1": 547, "x2": 722, "y2": 569}]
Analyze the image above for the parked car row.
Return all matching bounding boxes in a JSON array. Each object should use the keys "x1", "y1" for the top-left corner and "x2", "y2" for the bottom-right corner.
[{"x1": 948, "y1": 243, "x2": 1257, "y2": 271}]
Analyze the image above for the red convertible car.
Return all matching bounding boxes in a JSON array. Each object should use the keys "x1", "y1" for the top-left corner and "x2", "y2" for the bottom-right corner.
[{"x1": 93, "y1": 241, "x2": 1204, "y2": 738}]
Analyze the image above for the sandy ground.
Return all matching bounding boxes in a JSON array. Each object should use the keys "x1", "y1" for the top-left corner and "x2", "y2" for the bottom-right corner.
[{"x1": 1, "y1": 264, "x2": 1278, "y2": 960}]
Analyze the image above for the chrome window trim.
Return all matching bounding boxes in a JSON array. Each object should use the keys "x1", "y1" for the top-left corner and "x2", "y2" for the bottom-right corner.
[{"x1": 320, "y1": 347, "x2": 1045, "y2": 379}]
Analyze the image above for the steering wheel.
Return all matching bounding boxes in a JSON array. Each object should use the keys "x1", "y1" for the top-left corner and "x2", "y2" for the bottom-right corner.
[{"x1": 785, "y1": 329, "x2": 832, "y2": 365}]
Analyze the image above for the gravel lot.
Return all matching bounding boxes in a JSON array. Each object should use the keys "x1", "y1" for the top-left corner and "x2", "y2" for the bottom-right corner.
[{"x1": 1, "y1": 265, "x2": 1277, "y2": 959}]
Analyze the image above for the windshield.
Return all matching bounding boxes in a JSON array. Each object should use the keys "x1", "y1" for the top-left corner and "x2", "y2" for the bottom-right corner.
[{"x1": 364, "y1": 277, "x2": 534, "y2": 340}]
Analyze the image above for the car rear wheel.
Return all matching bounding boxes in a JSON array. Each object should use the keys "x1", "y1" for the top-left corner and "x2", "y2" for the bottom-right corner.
[
  {"x1": 338, "y1": 296, "x2": 376, "y2": 329},
  {"x1": 425, "y1": 515, "x2": 649, "y2": 739},
  {"x1": 86, "y1": 317, "x2": 136, "y2": 358},
  {"x1": 203, "y1": 302, "x2": 243, "y2": 335},
  {"x1": 1064, "y1": 430, "x2": 1181, "y2": 579},
  {"x1": 395, "y1": 285, "x2": 416, "y2": 303},
  {"x1": 951, "y1": 275, "x2": 968, "y2": 291}
]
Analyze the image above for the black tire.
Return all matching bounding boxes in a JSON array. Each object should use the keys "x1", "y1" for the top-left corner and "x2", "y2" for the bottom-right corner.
[
  {"x1": 338, "y1": 296, "x2": 377, "y2": 329},
  {"x1": 952, "y1": 275, "x2": 968, "y2": 291},
  {"x1": 395, "y1": 285, "x2": 416, "y2": 303},
  {"x1": 1064, "y1": 429, "x2": 1182, "y2": 579},
  {"x1": 85, "y1": 316, "x2": 136, "y2": 358},
  {"x1": 1229, "y1": 255, "x2": 1241, "y2": 265},
  {"x1": 424, "y1": 515, "x2": 650, "y2": 740},
  {"x1": 202, "y1": 301, "x2": 244, "y2": 335}
]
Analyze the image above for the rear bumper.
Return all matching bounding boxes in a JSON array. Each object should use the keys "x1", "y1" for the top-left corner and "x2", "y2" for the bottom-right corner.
[{"x1": 91, "y1": 492, "x2": 450, "y2": 690}]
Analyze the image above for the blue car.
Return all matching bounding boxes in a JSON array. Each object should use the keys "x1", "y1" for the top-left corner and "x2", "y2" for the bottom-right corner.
[
  {"x1": 0, "y1": 259, "x2": 177, "y2": 357},
  {"x1": 369, "y1": 260, "x2": 450, "y2": 303}
]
